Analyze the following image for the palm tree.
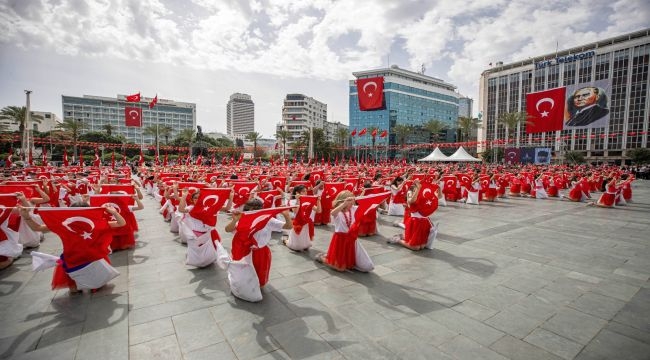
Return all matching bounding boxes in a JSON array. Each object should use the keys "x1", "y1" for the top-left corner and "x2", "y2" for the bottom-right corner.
[
  {"x1": 159, "y1": 125, "x2": 173, "y2": 145},
  {"x1": 275, "y1": 129, "x2": 291, "y2": 161},
  {"x1": 393, "y1": 124, "x2": 411, "y2": 160},
  {"x1": 175, "y1": 128, "x2": 195, "y2": 147},
  {"x1": 497, "y1": 112, "x2": 529, "y2": 146},
  {"x1": 245, "y1": 131, "x2": 263, "y2": 157},
  {"x1": 423, "y1": 119, "x2": 448, "y2": 143},
  {"x1": 102, "y1": 123, "x2": 115, "y2": 136},
  {"x1": 335, "y1": 128, "x2": 348, "y2": 157},
  {"x1": 57, "y1": 118, "x2": 86, "y2": 161},
  {"x1": 0, "y1": 106, "x2": 44, "y2": 158},
  {"x1": 457, "y1": 116, "x2": 481, "y2": 142}
]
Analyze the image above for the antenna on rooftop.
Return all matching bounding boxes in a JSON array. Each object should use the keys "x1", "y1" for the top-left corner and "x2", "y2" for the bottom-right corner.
[{"x1": 420, "y1": 63, "x2": 426, "y2": 74}]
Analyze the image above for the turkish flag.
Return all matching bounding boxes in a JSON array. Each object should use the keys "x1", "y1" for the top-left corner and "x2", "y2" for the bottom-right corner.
[
  {"x1": 189, "y1": 187, "x2": 231, "y2": 227},
  {"x1": 38, "y1": 207, "x2": 113, "y2": 268},
  {"x1": 99, "y1": 184, "x2": 134, "y2": 195},
  {"x1": 353, "y1": 192, "x2": 390, "y2": 224},
  {"x1": 236, "y1": 206, "x2": 293, "y2": 237},
  {"x1": 358, "y1": 128, "x2": 367, "y2": 136},
  {"x1": 138, "y1": 149, "x2": 144, "y2": 166},
  {"x1": 269, "y1": 176, "x2": 286, "y2": 191},
  {"x1": 63, "y1": 148, "x2": 69, "y2": 166},
  {"x1": 5, "y1": 148, "x2": 12, "y2": 168},
  {"x1": 323, "y1": 182, "x2": 345, "y2": 201},
  {"x1": 293, "y1": 195, "x2": 317, "y2": 238},
  {"x1": 0, "y1": 184, "x2": 34, "y2": 197},
  {"x1": 526, "y1": 87, "x2": 566, "y2": 134},
  {"x1": 125, "y1": 106, "x2": 142, "y2": 127},
  {"x1": 414, "y1": 182, "x2": 439, "y2": 217},
  {"x1": 126, "y1": 93, "x2": 141, "y2": 102},
  {"x1": 350, "y1": 128, "x2": 357, "y2": 137},
  {"x1": 0, "y1": 194, "x2": 18, "y2": 225},
  {"x1": 356, "y1": 76, "x2": 384, "y2": 110},
  {"x1": 149, "y1": 95, "x2": 158, "y2": 109},
  {"x1": 371, "y1": 128, "x2": 378, "y2": 137},
  {"x1": 93, "y1": 148, "x2": 101, "y2": 167},
  {"x1": 380, "y1": 130, "x2": 388, "y2": 138},
  {"x1": 257, "y1": 189, "x2": 281, "y2": 208},
  {"x1": 89, "y1": 194, "x2": 134, "y2": 213},
  {"x1": 232, "y1": 182, "x2": 257, "y2": 208}
]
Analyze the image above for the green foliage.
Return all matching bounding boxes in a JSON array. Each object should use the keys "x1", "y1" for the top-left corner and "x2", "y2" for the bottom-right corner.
[
  {"x1": 457, "y1": 116, "x2": 481, "y2": 142},
  {"x1": 626, "y1": 147, "x2": 650, "y2": 164},
  {"x1": 481, "y1": 147, "x2": 504, "y2": 162},
  {"x1": 565, "y1": 151, "x2": 585, "y2": 164},
  {"x1": 79, "y1": 131, "x2": 124, "y2": 144}
]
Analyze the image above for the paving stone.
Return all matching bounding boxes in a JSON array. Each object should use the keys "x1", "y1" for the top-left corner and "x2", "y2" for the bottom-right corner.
[
  {"x1": 490, "y1": 335, "x2": 562, "y2": 360},
  {"x1": 452, "y1": 300, "x2": 499, "y2": 321},
  {"x1": 378, "y1": 329, "x2": 454, "y2": 360},
  {"x1": 575, "y1": 329, "x2": 650, "y2": 360},
  {"x1": 395, "y1": 315, "x2": 457, "y2": 346},
  {"x1": 604, "y1": 321, "x2": 650, "y2": 345},
  {"x1": 266, "y1": 318, "x2": 339, "y2": 359},
  {"x1": 612, "y1": 288, "x2": 650, "y2": 332},
  {"x1": 524, "y1": 328, "x2": 583, "y2": 360},
  {"x1": 427, "y1": 308, "x2": 505, "y2": 347},
  {"x1": 129, "y1": 317, "x2": 175, "y2": 345},
  {"x1": 591, "y1": 280, "x2": 640, "y2": 302},
  {"x1": 11, "y1": 339, "x2": 78, "y2": 360},
  {"x1": 172, "y1": 308, "x2": 224, "y2": 353},
  {"x1": 569, "y1": 292, "x2": 626, "y2": 320},
  {"x1": 541, "y1": 308, "x2": 607, "y2": 345},
  {"x1": 469, "y1": 285, "x2": 527, "y2": 311},
  {"x1": 129, "y1": 334, "x2": 182, "y2": 360},
  {"x1": 439, "y1": 335, "x2": 509, "y2": 360},
  {"x1": 485, "y1": 308, "x2": 543, "y2": 339},
  {"x1": 501, "y1": 275, "x2": 550, "y2": 295},
  {"x1": 183, "y1": 342, "x2": 237, "y2": 360}
]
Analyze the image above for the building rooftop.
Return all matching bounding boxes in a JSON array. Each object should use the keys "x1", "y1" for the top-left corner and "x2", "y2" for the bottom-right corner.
[{"x1": 353, "y1": 65, "x2": 457, "y2": 92}]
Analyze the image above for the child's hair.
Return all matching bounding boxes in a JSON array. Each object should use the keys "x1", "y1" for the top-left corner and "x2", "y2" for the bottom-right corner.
[
  {"x1": 292, "y1": 185, "x2": 307, "y2": 198},
  {"x1": 70, "y1": 201, "x2": 90, "y2": 207},
  {"x1": 391, "y1": 176, "x2": 404, "y2": 186},
  {"x1": 333, "y1": 190, "x2": 354, "y2": 208},
  {"x1": 243, "y1": 198, "x2": 263, "y2": 211}
]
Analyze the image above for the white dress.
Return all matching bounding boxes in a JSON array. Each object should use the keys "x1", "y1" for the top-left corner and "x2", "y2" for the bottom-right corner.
[{"x1": 387, "y1": 186, "x2": 405, "y2": 216}]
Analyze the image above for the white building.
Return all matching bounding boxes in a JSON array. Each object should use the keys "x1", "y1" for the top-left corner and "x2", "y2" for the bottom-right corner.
[
  {"x1": 226, "y1": 93, "x2": 254, "y2": 140},
  {"x1": 276, "y1": 94, "x2": 328, "y2": 146},
  {"x1": 323, "y1": 121, "x2": 349, "y2": 145},
  {"x1": 0, "y1": 111, "x2": 61, "y2": 133}
]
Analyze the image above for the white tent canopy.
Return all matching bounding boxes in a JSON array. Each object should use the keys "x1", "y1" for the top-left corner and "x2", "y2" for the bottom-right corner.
[
  {"x1": 446, "y1": 146, "x2": 482, "y2": 162},
  {"x1": 417, "y1": 147, "x2": 449, "y2": 162}
]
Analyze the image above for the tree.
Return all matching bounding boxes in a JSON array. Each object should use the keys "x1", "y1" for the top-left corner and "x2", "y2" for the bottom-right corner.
[
  {"x1": 423, "y1": 119, "x2": 448, "y2": 143},
  {"x1": 393, "y1": 124, "x2": 411, "y2": 160},
  {"x1": 335, "y1": 128, "x2": 349, "y2": 157},
  {"x1": 481, "y1": 147, "x2": 504, "y2": 163},
  {"x1": 275, "y1": 129, "x2": 291, "y2": 161},
  {"x1": 171, "y1": 128, "x2": 195, "y2": 147},
  {"x1": 159, "y1": 125, "x2": 173, "y2": 145},
  {"x1": 565, "y1": 151, "x2": 585, "y2": 164},
  {"x1": 497, "y1": 112, "x2": 529, "y2": 145},
  {"x1": 0, "y1": 106, "x2": 44, "y2": 157},
  {"x1": 57, "y1": 118, "x2": 86, "y2": 161},
  {"x1": 457, "y1": 116, "x2": 481, "y2": 142},
  {"x1": 102, "y1": 124, "x2": 115, "y2": 136},
  {"x1": 626, "y1": 148, "x2": 650, "y2": 164},
  {"x1": 143, "y1": 126, "x2": 160, "y2": 155},
  {"x1": 245, "y1": 131, "x2": 263, "y2": 157}
]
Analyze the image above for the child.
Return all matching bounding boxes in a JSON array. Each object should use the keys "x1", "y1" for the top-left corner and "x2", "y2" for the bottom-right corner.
[
  {"x1": 285, "y1": 185, "x2": 320, "y2": 251},
  {"x1": 388, "y1": 180, "x2": 439, "y2": 251},
  {"x1": 315, "y1": 191, "x2": 359, "y2": 271}
]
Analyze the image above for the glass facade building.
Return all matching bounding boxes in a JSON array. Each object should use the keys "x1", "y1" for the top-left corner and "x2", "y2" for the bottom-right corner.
[
  {"x1": 349, "y1": 66, "x2": 460, "y2": 148},
  {"x1": 479, "y1": 28, "x2": 650, "y2": 162},
  {"x1": 62, "y1": 95, "x2": 196, "y2": 145}
]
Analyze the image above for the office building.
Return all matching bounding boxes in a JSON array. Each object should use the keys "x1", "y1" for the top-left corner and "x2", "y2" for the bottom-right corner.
[
  {"x1": 479, "y1": 28, "x2": 650, "y2": 162},
  {"x1": 275, "y1": 94, "x2": 328, "y2": 147},
  {"x1": 226, "y1": 93, "x2": 254, "y2": 140},
  {"x1": 61, "y1": 94, "x2": 196, "y2": 145},
  {"x1": 0, "y1": 111, "x2": 61, "y2": 133},
  {"x1": 349, "y1": 66, "x2": 461, "y2": 153}
]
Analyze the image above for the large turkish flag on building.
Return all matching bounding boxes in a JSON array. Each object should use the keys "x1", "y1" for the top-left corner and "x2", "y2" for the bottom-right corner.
[
  {"x1": 526, "y1": 87, "x2": 566, "y2": 134},
  {"x1": 125, "y1": 106, "x2": 142, "y2": 127},
  {"x1": 356, "y1": 77, "x2": 384, "y2": 111}
]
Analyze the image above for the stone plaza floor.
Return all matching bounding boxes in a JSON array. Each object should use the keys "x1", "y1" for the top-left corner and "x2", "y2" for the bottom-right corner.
[{"x1": 1, "y1": 181, "x2": 650, "y2": 360}]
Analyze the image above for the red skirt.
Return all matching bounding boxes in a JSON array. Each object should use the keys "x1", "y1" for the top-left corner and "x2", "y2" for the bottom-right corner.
[
  {"x1": 521, "y1": 183, "x2": 531, "y2": 194},
  {"x1": 547, "y1": 186, "x2": 558, "y2": 197},
  {"x1": 326, "y1": 232, "x2": 356, "y2": 270},
  {"x1": 404, "y1": 217, "x2": 432, "y2": 247},
  {"x1": 597, "y1": 193, "x2": 615, "y2": 207},
  {"x1": 568, "y1": 187, "x2": 583, "y2": 202},
  {"x1": 52, "y1": 264, "x2": 77, "y2": 290},
  {"x1": 484, "y1": 188, "x2": 497, "y2": 201},
  {"x1": 111, "y1": 233, "x2": 136, "y2": 251},
  {"x1": 509, "y1": 184, "x2": 521, "y2": 194},
  {"x1": 252, "y1": 246, "x2": 271, "y2": 287}
]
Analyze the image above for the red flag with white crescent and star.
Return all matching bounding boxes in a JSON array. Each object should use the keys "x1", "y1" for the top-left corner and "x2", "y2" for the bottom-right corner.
[
  {"x1": 350, "y1": 128, "x2": 357, "y2": 136},
  {"x1": 126, "y1": 93, "x2": 140, "y2": 102},
  {"x1": 38, "y1": 207, "x2": 113, "y2": 268},
  {"x1": 63, "y1": 148, "x2": 68, "y2": 166},
  {"x1": 353, "y1": 192, "x2": 390, "y2": 225},
  {"x1": 149, "y1": 94, "x2": 158, "y2": 109},
  {"x1": 358, "y1": 128, "x2": 367, "y2": 136},
  {"x1": 125, "y1": 106, "x2": 142, "y2": 127},
  {"x1": 232, "y1": 181, "x2": 257, "y2": 208},
  {"x1": 526, "y1": 87, "x2": 566, "y2": 134},
  {"x1": 414, "y1": 182, "x2": 439, "y2": 217},
  {"x1": 188, "y1": 187, "x2": 231, "y2": 227},
  {"x1": 356, "y1": 77, "x2": 384, "y2": 110},
  {"x1": 5, "y1": 148, "x2": 13, "y2": 168},
  {"x1": 380, "y1": 130, "x2": 388, "y2": 138},
  {"x1": 93, "y1": 148, "x2": 101, "y2": 167}
]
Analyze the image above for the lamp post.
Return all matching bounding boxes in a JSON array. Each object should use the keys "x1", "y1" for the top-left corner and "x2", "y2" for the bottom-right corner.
[{"x1": 23, "y1": 90, "x2": 32, "y2": 162}]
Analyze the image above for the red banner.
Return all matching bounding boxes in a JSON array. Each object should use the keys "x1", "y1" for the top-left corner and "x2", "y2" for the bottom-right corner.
[
  {"x1": 356, "y1": 77, "x2": 384, "y2": 111},
  {"x1": 526, "y1": 87, "x2": 566, "y2": 134},
  {"x1": 125, "y1": 106, "x2": 142, "y2": 127},
  {"x1": 126, "y1": 93, "x2": 141, "y2": 102}
]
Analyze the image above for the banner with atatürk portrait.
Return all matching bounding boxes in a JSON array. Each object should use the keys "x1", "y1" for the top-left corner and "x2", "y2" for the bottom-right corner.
[{"x1": 564, "y1": 79, "x2": 611, "y2": 129}]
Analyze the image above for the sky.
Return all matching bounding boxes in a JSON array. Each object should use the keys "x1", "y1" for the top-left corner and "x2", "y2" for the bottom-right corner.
[{"x1": 0, "y1": 0, "x2": 647, "y2": 139}]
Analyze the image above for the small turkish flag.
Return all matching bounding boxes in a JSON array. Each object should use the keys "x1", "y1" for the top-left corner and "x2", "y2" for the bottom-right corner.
[
  {"x1": 353, "y1": 192, "x2": 390, "y2": 224},
  {"x1": 125, "y1": 106, "x2": 142, "y2": 127},
  {"x1": 371, "y1": 128, "x2": 378, "y2": 137},
  {"x1": 189, "y1": 187, "x2": 231, "y2": 227},
  {"x1": 380, "y1": 130, "x2": 387, "y2": 138},
  {"x1": 63, "y1": 148, "x2": 68, "y2": 166},
  {"x1": 126, "y1": 93, "x2": 141, "y2": 102},
  {"x1": 149, "y1": 95, "x2": 158, "y2": 109},
  {"x1": 526, "y1": 87, "x2": 566, "y2": 134},
  {"x1": 356, "y1": 77, "x2": 384, "y2": 110},
  {"x1": 358, "y1": 128, "x2": 367, "y2": 136},
  {"x1": 414, "y1": 182, "x2": 439, "y2": 217},
  {"x1": 232, "y1": 181, "x2": 257, "y2": 208},
  {"x1": 350, "y1": 128, "x2": 357, "y2": 136},
  {"x1": 38, "y1": 207, "x2": 113, "y2": 268}
]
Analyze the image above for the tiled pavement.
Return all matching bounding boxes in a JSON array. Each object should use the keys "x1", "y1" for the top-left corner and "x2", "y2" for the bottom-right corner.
[{"x1": 1, "y1": 181, "x2": 650, "y2": 359}]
